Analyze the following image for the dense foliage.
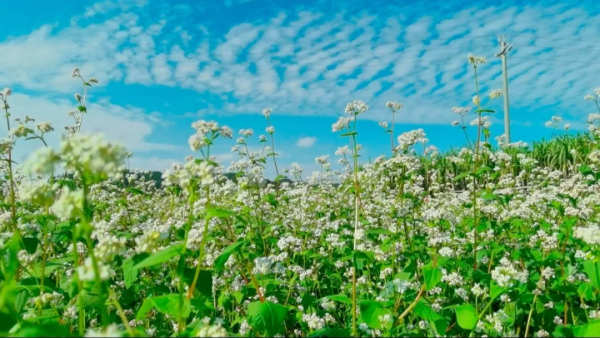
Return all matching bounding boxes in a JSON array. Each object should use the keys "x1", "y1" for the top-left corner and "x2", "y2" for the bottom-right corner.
[{"x1": 2, "y1": 59, "x2": 600, "y2": 337}]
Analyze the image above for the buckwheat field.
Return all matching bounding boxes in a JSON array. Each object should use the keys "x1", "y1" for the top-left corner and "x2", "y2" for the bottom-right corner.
[{"x1": 2, "y1": 56, "x2": 600, "y2": 337}]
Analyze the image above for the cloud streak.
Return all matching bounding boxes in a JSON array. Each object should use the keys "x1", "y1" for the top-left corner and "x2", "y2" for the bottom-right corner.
[{"x1": 296, "y1": 136, "x2": 317, "y2": 147}]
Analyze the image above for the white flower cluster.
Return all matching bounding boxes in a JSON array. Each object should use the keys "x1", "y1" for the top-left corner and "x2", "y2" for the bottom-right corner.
[
  {"x1": 28, "y1": 291, "x2": 64, "y2": 308},
  {"x1": 50, "y1": 188, "x2": 84, "y2": 219},
  {"x1": 302, "y1": 313, "x2": 325, "y2": 330},
  {"x1": 386, "y1": 101, "x2": 403, "y2": 111},
  {"x1": 94, "y1": 234, "x2": 126, "y2": 260},
  {"x1": 574, "y1": 224, "x2": 600, "y2": 245},
  {"x1": 396, "y1": 129, "x2": 428, "y2": 151},
  {"x1": 18, "y1": 180, "x2": 58, "y2": 207},
  {"x1": 332, "y1": 116, "x2": 352, "y2": 132},
  {"x1": 344, "y1": 100, "x2": 369, "y2": 115},
  {"x1": 253, "y1": 257, "x2": 273, "y2": 275},
  {"x1": 162, "y1": 160, "x2": 214, "y2": 190},
  {"x1": 135, "y1": 231, "x2": 161, "y2": 253},
  {"x1": 490, "y1": 257, "x2": 529, "y2": 288},
  {"x1": 489, "y1": 89, "x2": 503, "y2": 99},
  {"x1": 23, "y1": 133, "x2": 127, "y2": 181},
  {"x1": 194, "y1": 318, "x2": 228, "y2": 337},
  {"x1": 468, "y1": 54, "x2": 486, "y2": 64},
  {"x1": 77, "y1": 257, "x2": 114, "y2": 282}
]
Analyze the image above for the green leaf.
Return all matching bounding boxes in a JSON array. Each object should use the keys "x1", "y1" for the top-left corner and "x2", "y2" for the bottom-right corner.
[
  {"x1": 455, "y1": 304, "x2": 478, "y2": 330},
  {"x1": 309, "y1": 328, "x2": 352, "y2": 337},
  {"x1": 573, "y1": 320, "x2": 600, "y2": 337},
  {"x1": 123, "y1": 255, "x2": 142, "y2": 289},
  {"x1": 359, "y1": 300, "x2": 385, "y2": 329},
  {"x1": 152, "y1": 294, "x2": 191, "y2": 319},
  {"x1": 339, "y1": 131, "x2": 358, "y2": 137},
  {"x1": 321, "y1": 294, "x2": 352, "y2": 304},
  {"x1": 422, "y1": 265, "x2": 442, "y2": 291},
  {"x1": 475, "y1": 166, "x2": 491, "y2": 175},
  {"x1": 193, "y1": 270, "x2": 213, "y2": 299},
  {"x1": 476, "y1": 109, "x2": 495, "y2": 114},
  {"x1": 274, "y1": 175, "x2": 287, "y2": 182},
  {"x1": 132, "y1": 244, "x2": 183, "y2": 270},
  {"x1": 136, "y1": 297, "x2": 155, "y2": 320},
  {"x1": 13, "y1": 320, "x2": 70, "y2": 337},
  {"x1": 579, "y1": 165, "x2": 594, "y2": 176},
  {"x1": 583, "y1": 260, "x2": 600, "y2": 291},
  {"x1": 481, "y1": 192, "x2": 497, "y2": 201},
  {"x1": 22, "y1": 237, "x2": 39, "y2": 255},
  {"x1": 432, "y1": 318, "x2": 449, "y2": 336},
  {"x1": 453, "y1": 172, "x2": 469, "y2": 182},
  {"x1": 15, "y1": 289, "x2": 29, "y2": 313},
  {"x1": 353, "y1": 250, "x2": 375, "y2": 262},
  {"x1": 126, "y1": 187, "x2": 147, "y2": 196},
  {"x1": 206, "y1": 207, "x2": 236, "y2": 219},
  {"x1": 415, "y1": 302, "x2": 443, "y2": 322},
  {"x1": 247, "y1": 301, "x2": 288, "y2": 337},
  {"x1": 490, "y1": 280, "x2": 505, "y2": 301},
  {"x1": 578, "y1": 283, "x2": 595, "y2": 301},
  {"x1": 214, "y1": 240, "x2": 246, "y2": 271}
]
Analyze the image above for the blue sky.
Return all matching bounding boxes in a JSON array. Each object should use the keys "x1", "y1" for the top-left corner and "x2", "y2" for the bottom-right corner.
[{"x1": 1, "y1": 0, "x2": 599, "y2": 177}]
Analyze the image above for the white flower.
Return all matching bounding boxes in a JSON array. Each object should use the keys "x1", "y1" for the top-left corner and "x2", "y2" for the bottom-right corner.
[
  {"x1": 439, "y1": 247, "x2": 454, "y2": 257},
  {"x1": 50, "y1": 188, "x2": 84, "y2": 219},
  {"x1": 58, "y1": 133, "x2": 128, "y2": 180},
  {"x1": 489, "y1": 89, "x2": 503, "y2": 99},
  {"x1": 77, "y1": 257, "x2": 113, "y2": 282},
  {"x1": 332, "y1": 116, "x2": 352, "y2": 132},
  {"x1": 574, "y1": 225, "x2": 600, "y2": 245},
  {"x1": 452, "y1": 106, "x2": 471, "y2": 116},
  {"x1": 345, "y1": 100, "x2": 369, "y2": 115},
  {"x1": 189, "y1": 133, "x2": 207, "y2": 151},
  {"x1": 195, "y1": 323, "x2": 228, "y2": 337},
  {"x1": 19, "y1": 180, "x2": 58, "y2": 207},
  {"x1": 302, "y1": 313, "x2": 325, "y2": 330},
  {"x1": 253, "y1": 257, "x2": 273, "y2": 275},
  {"x1": 386, "y1": 101, "x2": 402, "y2": 111},
  {"x1": 36, "y1": 122, "x2": 54, "y2": 133},
  {"x1": 468, "y1": 54, "x2": 486, "y2": 64}
]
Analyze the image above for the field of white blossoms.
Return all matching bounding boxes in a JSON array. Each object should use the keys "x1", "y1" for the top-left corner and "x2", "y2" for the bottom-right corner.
[{"x1": 2, "y1": 55, "x2": 600, "y2": 337}]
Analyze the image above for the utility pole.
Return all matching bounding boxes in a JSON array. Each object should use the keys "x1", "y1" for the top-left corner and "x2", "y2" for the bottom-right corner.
[{"x1": 495, "y1": 35, "x2": 513, "y2": 144}]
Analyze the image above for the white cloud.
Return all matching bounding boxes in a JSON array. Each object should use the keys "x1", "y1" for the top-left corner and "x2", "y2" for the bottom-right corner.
[
  {"x1": 2, "y1": 2, "x2": 599, "y2": 127},
  {"x1": 82, "y1": 0, "x2": 148, "y2": 18},
  {"x1": 6, "y1": 93, "x2": 179, "y2": 165},
  {"x1": 296, "y1": 136, "x2": 317, "y2": 147}
]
